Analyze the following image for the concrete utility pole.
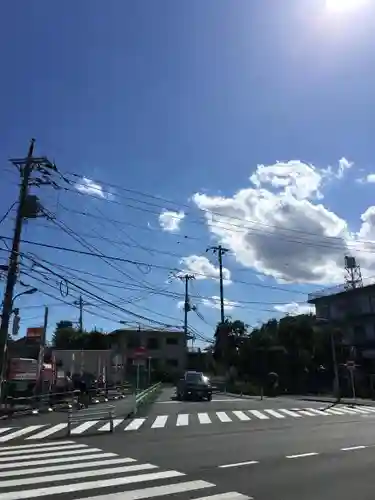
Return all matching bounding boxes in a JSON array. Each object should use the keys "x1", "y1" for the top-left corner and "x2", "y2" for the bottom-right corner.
[
  {"x1": 206, "y1": 245, "x2": 229, "y2": 324},
  {"x1": 0, "y1": 139, "x2": 35, "y2": 374},
  {"x1": 178, "y1": 274, "x2": 195, "y2": 338},
  {"x1": 0, "y1": 140, "x2": 56, "y2": 399}
]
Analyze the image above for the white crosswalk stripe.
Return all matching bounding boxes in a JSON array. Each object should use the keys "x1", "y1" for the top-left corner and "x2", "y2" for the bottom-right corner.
[
  {"x1": 0, "y1": 403, "x2": 373, "y2": 440},
  {"x1": 0, "y1": 441, "x2": 251, "y2": 500}
]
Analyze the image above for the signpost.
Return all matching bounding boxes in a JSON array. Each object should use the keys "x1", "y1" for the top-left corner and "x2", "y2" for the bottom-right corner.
[
  {"x1": 346, "y1": 360, "x2": 358, "y2": 400},
  {"x1": 133, "y1": 347, "x2": 147, "y2": 392}
]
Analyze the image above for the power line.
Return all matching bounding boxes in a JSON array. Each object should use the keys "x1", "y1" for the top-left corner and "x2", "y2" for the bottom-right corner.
[
  {"x1": 0, "y1": 202, "x2": 17, "y2": 226},
  {"x1": 59, "y1": 172, "x2": 373, "y2": 249},
  {"x1": 0, "y1": 236, "x2": 307, "y2": 295}
]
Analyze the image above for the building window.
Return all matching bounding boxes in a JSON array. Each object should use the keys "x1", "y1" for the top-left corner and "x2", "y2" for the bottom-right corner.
[
  {"x1": 166, "y1": 359, "x2": 178, "y2": 367},
  {"x1": 166, "y1": 337, "x2": 178, "y2": 345},
  {"x1": 353, "y1": 325, "x2": 366, "y2": 343},
  {"x1": 147, "y1": 337, "x2": 159, "y2": 350},
  {"x1": 127, "y1": 335, "x2": 141, "y2": 349}
]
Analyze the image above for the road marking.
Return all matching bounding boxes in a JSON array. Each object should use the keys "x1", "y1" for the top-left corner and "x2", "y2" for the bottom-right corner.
[
  {"x1": 216, "y1": 411, "x2": 232, "y2": 422},
  {"x1": 0, "y1": 440, "x2": 75, "y2": 451},
  {"x1": 0, "y1": 463, "x2": 158, "y2": 488},
  {"x1": 334, "y1": 407, "x2": 358, "y2": 415},
  {"x1": 279, "y1": 409, "x2": 302, "y2": 418},
  {"x1": 219, "y1": 461, "x2": 259, "y2": 469},
  {"x1": 0, "y1": 426, "x2": 45, "y2": 442},
  {"x1": 359, "y1": 406, "x2": 375, "y2": 412},
  {"x1": 0, "y1": 457, "x2": 136, "y2": 477},
  {"x1": 198, "y1": 413, "x2": 212, "y2": 424},
  {"x1": 350, "y1": 407, "x2": 373, "y2": 414},
  {"x1": 0, "y1": 444, "x2": 87, "y2": 457},
  {"x1": 341, "y1": 445, "x2": 367, "y2": 451},
  {"x1": 151, "y1": 415, "x2": 168, "y2": 428},
  {"x1": 263, "y1": 409, "x2": 285, "y2": 419},
  {"x1": 322, "y1": 408, "x2": 346, "y2": 415},
  {"x1": 298, "y1": 409, "x2": 320, "y2": 416},
  {"x1": 124, "y1": 418, "x2": 146, "y2": 431},
  {"x1": 83, "y1": 480, "x2": 215, "y2": 499},
  {"x1": 0, "y1": 470, "x2": 185, "y2": 499},
  {"x1": 176, "y1": 414, "x2": 189, "y2": 426},
  {"x1": 25, "y1": 424, "x2": 68, "y2": 440},
  {"x1": 286, "y1": 452, "x2": 319, "y2": 459},
  {"x1": 233, "y1": 411, "x2": 251, "y2": 421},
  {"x1": 98, "y1": 419, "x2": 124, "y2": 432},
  {"x1": 248, "y1": 410, "x2": 269, "y2": 420},
  {"x1": 192, "y1": 493, "x2": 252, "y2": 499},
  {"x1": 71, "y1": 420, "x2": 99, "y2": 434},
  {"x1": 0, "y1": 447, "x2": 102, "y2": 463},
  {"x1": 0, "y1": 452, "x2": 117, "y2": 469}
]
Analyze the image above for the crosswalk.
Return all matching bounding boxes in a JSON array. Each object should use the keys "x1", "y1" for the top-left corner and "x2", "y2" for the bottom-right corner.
[
  {"x1": 0, "y1": 440, "x2": 251, "y2": 500},
  {"x1": 0, "y1": 405, "x2": 373, "y2": 442}
]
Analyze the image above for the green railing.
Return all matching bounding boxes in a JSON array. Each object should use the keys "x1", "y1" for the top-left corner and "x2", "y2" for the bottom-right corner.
[{"x1": 133, "y1": 382, "x2": 162, "y2": 415}]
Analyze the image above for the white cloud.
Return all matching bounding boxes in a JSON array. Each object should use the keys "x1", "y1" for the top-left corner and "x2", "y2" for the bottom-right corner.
[
  {"x1": 191, "y1": 158, "x2": 374, "y2": 285},
  {"x1": 75, "y1": 177, "x2": 113, "y2": 199},
  {"x1": 321, "y1": 157, "x2": 353, "y2": 181},
  {"x1": 179, "y1": 255, "x2": 232, "y2": 284},
  {"x1": 159, "y1": 210, "x2": 185, "y2": 232},
  {"x1": 250, "y1": 160, "x2": 323, "y2": 200},
  {"x1": 201, "y1": 296, "x2": 239, "y2": 311},
  {"x1": 274, "y1": 302, "x2": 315, "y2": 316},
  {"x1": 356, "y1": 173, "x2": 375, "y2": 184}
]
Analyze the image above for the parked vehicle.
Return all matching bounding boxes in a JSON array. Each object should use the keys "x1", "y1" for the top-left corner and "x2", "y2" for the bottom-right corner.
[{"x1": 176, "y1": 371, "x2": 212, "y2": 401}]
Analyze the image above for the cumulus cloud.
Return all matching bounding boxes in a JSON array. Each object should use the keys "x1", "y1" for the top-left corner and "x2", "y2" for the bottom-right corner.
[
  {"x1": 356, "y1": 173, "x2": 375, "y2": 184},
  {"x1": 201, "y1": 296, "x2": 239, "y2": 311},
  {"x1": 274, "y1": 302, "x2": 315, "y2": 316},
  {"x1": 191, "y1": 159, "x2": 373, "y2": 285},
  {"x1": 75, "y1": 178, "x2": 113, "y2": 199},
  {"x1": 159, "y1": 210, "x2": 185, "y2": 232},
  {"x1": 179, "y1": 255, "x2": 231, "y2": 284}
]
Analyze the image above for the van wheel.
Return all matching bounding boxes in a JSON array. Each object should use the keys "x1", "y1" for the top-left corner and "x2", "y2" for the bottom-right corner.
[{"x1": 207, "y1": 394, "x2": 212, "y2": 401}]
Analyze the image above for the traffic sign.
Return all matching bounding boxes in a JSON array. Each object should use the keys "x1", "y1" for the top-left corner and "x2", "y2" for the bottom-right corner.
[{"x1": 134, "y1": 346, "x2": 147, "y2": 358}]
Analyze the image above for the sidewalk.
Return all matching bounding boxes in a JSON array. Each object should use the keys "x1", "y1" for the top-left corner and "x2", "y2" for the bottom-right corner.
[{"x1": 292, "y1": 394, "x2": 375, "y2": 407}]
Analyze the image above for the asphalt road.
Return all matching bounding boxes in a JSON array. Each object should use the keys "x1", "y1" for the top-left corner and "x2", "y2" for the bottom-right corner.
[
  {"x1": 73, "y1": 387, "x2": 375, "y2": 499},
  {"x1": 3, "y1": 387, "x2": 375, "y2": 499}
]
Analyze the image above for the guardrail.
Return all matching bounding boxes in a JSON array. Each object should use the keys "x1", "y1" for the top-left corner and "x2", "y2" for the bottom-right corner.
[
  {"x1": 132, "y1": 382, "x2": 162, "y2": 416},
  {"x1": 67, "y1": 404, "x2": 115, "y2": 436}
]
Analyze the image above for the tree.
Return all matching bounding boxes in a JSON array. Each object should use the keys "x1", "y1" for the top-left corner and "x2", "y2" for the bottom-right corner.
[{"x1": 52, "y1": 321, "x2": 110, "y2": 350}]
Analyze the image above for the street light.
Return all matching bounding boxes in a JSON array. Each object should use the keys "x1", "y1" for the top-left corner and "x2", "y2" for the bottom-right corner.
[{"x1": 11, "y1": 287, "x2": 38, "y2": 308}]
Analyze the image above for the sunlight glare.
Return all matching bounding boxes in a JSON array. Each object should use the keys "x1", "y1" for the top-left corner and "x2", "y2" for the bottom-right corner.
[{"x1": 326, "y1": 0, "x2": 368, "y2": 12}]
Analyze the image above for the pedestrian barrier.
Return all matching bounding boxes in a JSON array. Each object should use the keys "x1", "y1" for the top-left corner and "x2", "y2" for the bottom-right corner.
[{"x1": 67, "y1": 403, "x2": 116, "y2": 436}]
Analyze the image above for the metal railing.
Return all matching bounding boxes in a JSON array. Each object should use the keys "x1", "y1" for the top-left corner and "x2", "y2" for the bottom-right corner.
[{"x1": 67, "y1": 404, "x2": 115, "y2": 436}]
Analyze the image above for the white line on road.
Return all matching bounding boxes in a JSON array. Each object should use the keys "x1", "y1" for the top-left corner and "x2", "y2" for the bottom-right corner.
[
  {"x1": 341, "y1": 446, "x2": 367, "y2": 451},
  {"x1": 263, "y1": 409, "x2": 285, "y2": 419},
  {"x1": 0, "y1": 453, "x2": 117, "y2": 469},
  {"x1": 71, "y1": 421, "x2": 99, "y2": 434},
  {"x1": 0, "y1": 470, "x2": 185, "y2": 500},
  {"x1": 176, "y1": 414, "x2": 189, "y2": 426},
  {"x1": 193, "y1": 493, "x2": 252, "y2": 499},
  {"x1": 219, "y1": 461, "x2": 259, "y2": 469},
  {"x1": 0, "y1": 441, "x2": 76, "y2": 451},
  {"x1": 25, "y1": 424, "x2": 68, "y2": 440},
  {"x1": 0, "y1": 426, "x2": 45, "y2": 442},
  {"x1": 248, "y1": 410, "x2": 269, "y2": 420},
  {"x1": 279, "y1": 409, "x2": 302, "y2": 418},
  {"x1": 151, "y1": 415, "x2": 168, "y2": 428},
  {"x1": 232, "y1": 411, "x2": 251, "y2": 421},
  {"x1": 124, "y1": 418, "x2": 146, "y2": 431},
  {"x1": 198, "y1": 413, "x2": 212, "y2": 424},
  {"x1": 0, "y1": 444, "x2": 87, "y2": 457},
  {"x1": 80, "y1": 480, "x2": 215, "y2": 500},
  {"x1": 286, "y1": 452, "x2": 319, "y2": 459},
  {"x1": 216, "y1": 412, "x2": 232, "y2": 422},
  {"x1": 0, "y1": 463, "x2": 158, "y2": 488},
  {"x1": 98, "y1": 419, "x2": 124, "y2": 432}
]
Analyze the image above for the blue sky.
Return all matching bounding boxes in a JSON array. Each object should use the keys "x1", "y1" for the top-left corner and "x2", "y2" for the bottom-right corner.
[{"x1": 1, "y1": 0, "x2": 375, "y2": 345}]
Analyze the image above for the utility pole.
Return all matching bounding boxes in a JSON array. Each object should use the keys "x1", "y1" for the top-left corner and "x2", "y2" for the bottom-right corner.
[
  {"x1": 0, "y1": 140, "x2": 57, "y2": 400},
  {"x1": 177, "y1": 274, "x2": 195, "y2": 342},
  {"x1": 206, "y1": 245, "x2": 229, "y2": 324},
  {"x1": 0, "y1": 139, "x2": 35, "y2": 376},
  {"x1": 74, "y1": 295, "x2": 84, "y2": 376}
]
